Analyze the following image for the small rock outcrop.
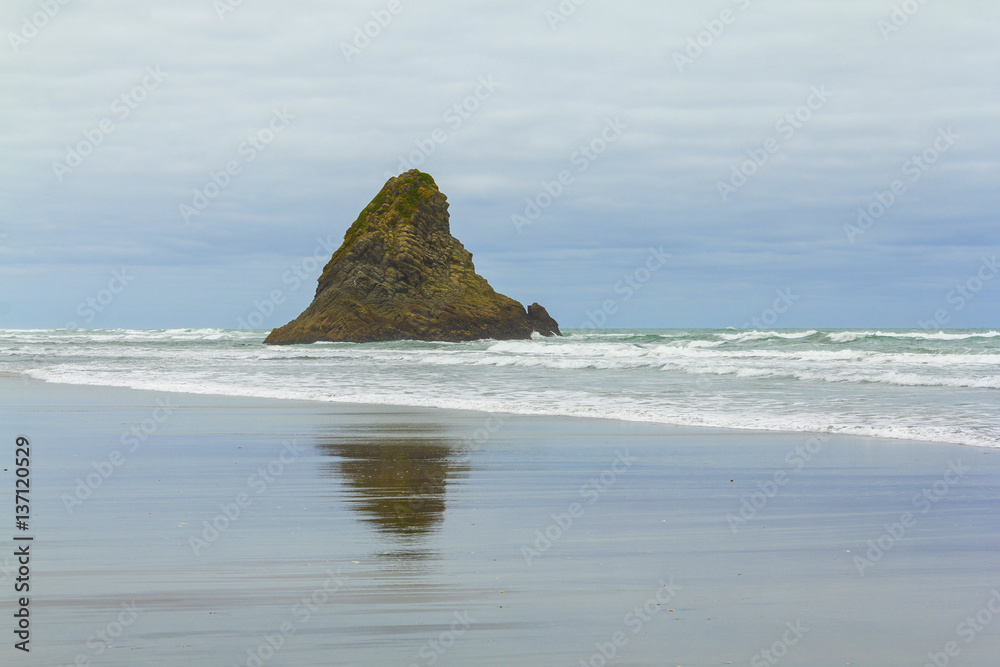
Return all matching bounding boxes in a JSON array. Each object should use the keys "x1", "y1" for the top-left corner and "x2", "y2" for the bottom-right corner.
[
  {"x1": 264, "y1": 170, "x2": 560, "y2": 344},
  {"x1": 527, "y1": 303, "x2": 561, "y2": 337}
]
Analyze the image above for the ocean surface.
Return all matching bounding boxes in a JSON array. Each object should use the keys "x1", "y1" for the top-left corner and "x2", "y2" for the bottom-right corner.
[{"x1": 2, "y1": 328, "x2": 998, "y2": 448}]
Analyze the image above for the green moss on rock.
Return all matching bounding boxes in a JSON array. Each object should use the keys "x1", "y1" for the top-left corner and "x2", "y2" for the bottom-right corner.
[{"x1": 264, "y1": 170, "x2": 560, "y2": 344}]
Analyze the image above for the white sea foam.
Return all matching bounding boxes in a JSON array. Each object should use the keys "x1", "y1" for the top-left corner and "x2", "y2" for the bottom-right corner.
[
  {"x1": 827, "y1": 330, "x2": 1000, "y2": 343},
  {"x1": 4, "y1": 327, "x2": 998, "y2": 449},
  {"x1": 19, "y1": 365, "x2": 999, "y2": 449},
  {"x1": 716, "y1": 330, "x2": 819, "y2": 342}
]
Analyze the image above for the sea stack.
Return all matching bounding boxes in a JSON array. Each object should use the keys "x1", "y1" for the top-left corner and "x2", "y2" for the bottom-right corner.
[{"x1": 264, "y1": 170, "x2": 561, "y2": 344}]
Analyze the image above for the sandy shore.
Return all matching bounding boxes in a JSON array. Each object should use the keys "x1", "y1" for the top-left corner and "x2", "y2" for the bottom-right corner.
[{"x1": 2, "y1": 375, "x2": 999, "y2": 666}]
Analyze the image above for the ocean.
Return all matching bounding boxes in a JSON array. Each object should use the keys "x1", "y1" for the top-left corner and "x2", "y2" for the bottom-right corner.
[{"x1": 2, "y1": 328, "x2": 998, "y2": 449}]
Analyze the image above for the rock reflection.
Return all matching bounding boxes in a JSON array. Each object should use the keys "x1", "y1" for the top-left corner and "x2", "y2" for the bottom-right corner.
[{"x1": 319, "y1": 430, "x2": 467, "y2": 540}]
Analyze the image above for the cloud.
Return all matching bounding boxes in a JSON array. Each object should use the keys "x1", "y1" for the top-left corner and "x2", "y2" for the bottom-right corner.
[{"x1": 1, "y1": 0, "x2": 998, "y2": 328}]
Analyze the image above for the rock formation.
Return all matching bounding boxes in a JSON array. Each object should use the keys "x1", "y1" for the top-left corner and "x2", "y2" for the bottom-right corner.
[{"x1": 264, "y1": 170, "x2": 560, "y2": 344}]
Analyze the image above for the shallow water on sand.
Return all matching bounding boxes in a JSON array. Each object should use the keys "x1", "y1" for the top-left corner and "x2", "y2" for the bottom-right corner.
[{"x1": 3, "y1": 378, "x2": 1000, "y2": 666}]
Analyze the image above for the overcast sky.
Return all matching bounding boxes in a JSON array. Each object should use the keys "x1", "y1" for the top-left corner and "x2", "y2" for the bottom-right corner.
[{"x1": 1, "y1": 0, "x2": 998, "y2": 330}]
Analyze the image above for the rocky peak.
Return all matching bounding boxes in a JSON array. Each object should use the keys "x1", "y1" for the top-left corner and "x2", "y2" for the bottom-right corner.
[{"x1": 264, "y1": 170, "x2": 560, "y2": 344}]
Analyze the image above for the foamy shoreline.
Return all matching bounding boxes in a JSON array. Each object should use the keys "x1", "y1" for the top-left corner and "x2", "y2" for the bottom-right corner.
[{"x1": 4, "y1": 327, "x2": 998, "y2": 450}]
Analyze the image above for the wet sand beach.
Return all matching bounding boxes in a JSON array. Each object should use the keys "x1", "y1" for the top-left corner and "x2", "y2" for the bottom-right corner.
[{"x1": 3, "y1": 375, "x2": 999, "y2": 666}]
